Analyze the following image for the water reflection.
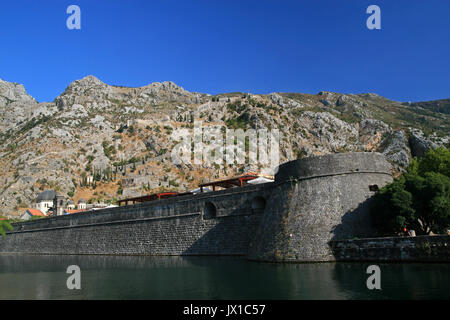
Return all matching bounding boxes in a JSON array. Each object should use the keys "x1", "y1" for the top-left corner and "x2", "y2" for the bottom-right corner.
[
  {"x1": 332, "y1": 263, "x2": 450, "y2": 299},
  {"x1": 0, "y1": 254, "x2": 448, "y2": 299}
]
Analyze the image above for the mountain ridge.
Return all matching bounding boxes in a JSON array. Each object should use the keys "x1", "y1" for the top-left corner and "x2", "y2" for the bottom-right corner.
[{"x1": 0, "y1": 75, "x2": 448, "y2": 217}]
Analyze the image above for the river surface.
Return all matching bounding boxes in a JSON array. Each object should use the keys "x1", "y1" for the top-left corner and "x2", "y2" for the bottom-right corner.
[{"x1": 0, "y1": 254, "x2": 448, "y2": 299}]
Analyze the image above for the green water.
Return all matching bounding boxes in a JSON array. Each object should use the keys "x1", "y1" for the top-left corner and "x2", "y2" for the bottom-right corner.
[{"x1": 0, "y1": 254, "x2": 448, "y2": 299}]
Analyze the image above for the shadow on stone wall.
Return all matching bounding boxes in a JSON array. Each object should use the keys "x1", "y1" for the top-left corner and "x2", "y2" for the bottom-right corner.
[
  {"x1": 328, "y1": 197, "x2": 375, "y2": 260},
  {"x1": 330, "y1": 197, "x2": 375, "y2": 241},
  {"x1": 328, "y1": 196, "x2": 450, "y2": 262},
  {"x1": 182, "y1": 214, "x2": 262, "y2": 256}
]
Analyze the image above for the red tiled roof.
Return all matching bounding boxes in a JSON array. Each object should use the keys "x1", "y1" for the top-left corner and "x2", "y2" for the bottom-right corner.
[{"x1": 26, "y1": 209, "x2": 45, "y2": 216}]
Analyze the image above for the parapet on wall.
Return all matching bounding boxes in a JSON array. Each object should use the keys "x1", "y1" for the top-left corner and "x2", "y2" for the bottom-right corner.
[
  {"x1": 0, "y1": 184, "x2": 271, "y2": 256},
  {"x1": 248, "y1": 152, "x2": 393, "y2": 262},
  {"x1": 1, "y1": 152, "x2": 396, "y2": 262}
]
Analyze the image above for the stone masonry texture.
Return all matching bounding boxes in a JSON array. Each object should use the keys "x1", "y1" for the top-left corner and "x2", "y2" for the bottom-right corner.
[
  {"x1": 330, "y1": 235, "x2": 450, "y2": 262},
  {"x1": 247, "y1": 152, "x2": 394, "y2": 262},
  {"x1": 1, "y1": 152, "x2": 445, "y2": 262}
]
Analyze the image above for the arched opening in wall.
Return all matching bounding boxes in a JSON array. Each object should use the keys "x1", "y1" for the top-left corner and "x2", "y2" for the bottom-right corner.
[
  {"x1": 251, "y1": 196, "x2": 266, "y2": 212},
  {"x1": 369, "y1": 185, "x2": 379, "y2": 192},
  {"x1": 203, "y1": 202, "x2": 217, "y2": 219}
]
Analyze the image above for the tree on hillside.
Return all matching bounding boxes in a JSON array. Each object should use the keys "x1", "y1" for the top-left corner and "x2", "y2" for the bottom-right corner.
[
  {"x1": 415, "y1": 146, "x2": 450, "y2": 177},
  {"x1": 370, "y1": 147, "x2": 450, "y2": 236},
  {"x1": 0, "y1": 217, "x2": 13, "y2": 237}
]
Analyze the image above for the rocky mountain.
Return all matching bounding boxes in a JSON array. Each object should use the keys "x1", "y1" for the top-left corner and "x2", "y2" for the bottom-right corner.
[
  {"x1": 403, "y1": 99, "x2": 450, "y2": 115},
  {"x1": 0, "y1": 75, "x2": 448, "y2": 217}
]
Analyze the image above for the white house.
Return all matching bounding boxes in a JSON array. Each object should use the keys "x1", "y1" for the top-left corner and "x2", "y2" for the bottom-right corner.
[
  {"x1": 35, "y1": 190, "x2": 56, "y2": 215},
  {"x1": 77, "y1": 198, "x2": 87, "y2": 210},
  {"x1": 67, "y1": 200, "x2": 75, "y2": 210}
]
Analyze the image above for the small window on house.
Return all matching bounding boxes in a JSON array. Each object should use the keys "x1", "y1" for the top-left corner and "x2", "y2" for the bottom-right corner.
[{"x1": 369, "y1": 185, "x2": 379, "y2": 192}]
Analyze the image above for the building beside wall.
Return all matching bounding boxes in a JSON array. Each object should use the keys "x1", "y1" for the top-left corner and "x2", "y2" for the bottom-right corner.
[
  {"x1": 32, "y1": 190, "x2": 96, "y2": 218},
  {"x1": 67, "y1": 200, "x2": 75, "y2": 210},
  {"x1": 21, "y1": 208, "x2": 45, "y2": 221},
  {"x1": 35, "y1": 190, "x2": 56, "y2": 215},
  {"x1": 53, "y1": 193, "x2": 66, "y2": 216},
  {"x1": 35, "y1": 190, "x2": 71, "y2": 217},
  {"x1": 78, "y1": 199, "x2": 87, "y2": 210}
]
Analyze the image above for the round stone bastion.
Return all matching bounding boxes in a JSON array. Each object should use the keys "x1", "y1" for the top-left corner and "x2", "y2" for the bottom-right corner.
[{"x1": 247, "y1": 152, "x2": 393, "y2": 262}]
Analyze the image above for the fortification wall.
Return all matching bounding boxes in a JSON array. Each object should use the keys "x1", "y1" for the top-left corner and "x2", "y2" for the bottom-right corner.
[
  {"x1": 1, "y1": 152, "x2": 401, "y2": 262},
  {"x1": 330, "y1": 235, "x2": 450, "y2": 262},
  {"x1": 0, "y1": 184, "x2": 270, "y2": 256},
  {"x1": 248, "y1": 152, "x2": 393, "y2": 262}
]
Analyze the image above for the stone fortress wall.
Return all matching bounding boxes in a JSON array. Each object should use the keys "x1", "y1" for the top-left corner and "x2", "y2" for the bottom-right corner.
[
  {"x1": 330, "y1": 235, "x2": 450, "y2": 262},
  {"x1": 3, "y1": 152, "x2": 443, "y2": 262},
  {"x1": 248, "y1": 152, "x2": 393, "y2": 262},
  {"x1": 0, "y1": 184, "x2": 270, "y2": 256}
]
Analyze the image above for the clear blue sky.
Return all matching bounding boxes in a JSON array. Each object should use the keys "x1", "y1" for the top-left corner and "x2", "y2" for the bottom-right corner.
[{"x1": 0, "y1": 0, "x2": 449, "y2": 103}]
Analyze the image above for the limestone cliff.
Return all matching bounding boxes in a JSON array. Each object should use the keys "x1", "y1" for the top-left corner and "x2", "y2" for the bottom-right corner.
[{"x1": 0, "y1": 76, "x2": 448, "y2": 216}]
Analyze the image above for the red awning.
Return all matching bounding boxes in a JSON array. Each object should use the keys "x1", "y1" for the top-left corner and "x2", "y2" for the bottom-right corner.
[
  {"x1": 198, "y1": 173, "x2": 260, "y2": 191},
  {"x1": 117, "y1": 192, "x2": 192, "y2": 206}
]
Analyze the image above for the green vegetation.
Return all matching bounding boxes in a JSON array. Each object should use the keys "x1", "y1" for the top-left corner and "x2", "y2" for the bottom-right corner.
[
  {"x1": 407, "y1": 99, "x2": 450, "y2": 115},
  {"x1": 169, "y1": 180, "x2": 179, "y2": 187},
  {"x1": 163, "y1": 126, "x2": 173, "y2": 134},
  {"x1": 226, "y1": 101, "x2": 247, "y2": 114},
  {"x1": 127, "y1": 156, "x2": 140, "y2": 164},
  {"x1": 102, "y1": 140, "x2": 117, "y2": 160},
  {"x1": 370, "y1": 147, "x2": 450, "y2": 236},
  {"x1": 367, "y1": 101, "x2": 449, "y2": 137},
  {"x1": 0, "y1": 218, "x2": 13, "y2": 237},
  {"x1": 30, "y1": 216, "x2": 45, "y2": 221},
  {"x1": 225, "y1": 116, "x2": 248, "y2": 130},
  {"x1": 225, "y1": 104, "x2": 253, "y2": 129},
  {"x1": 335, "y1": 112, "x2": 360, "y2": 124},
  {"x1": 19, "y1": 115, "x2": 51, "y2": 134}
]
